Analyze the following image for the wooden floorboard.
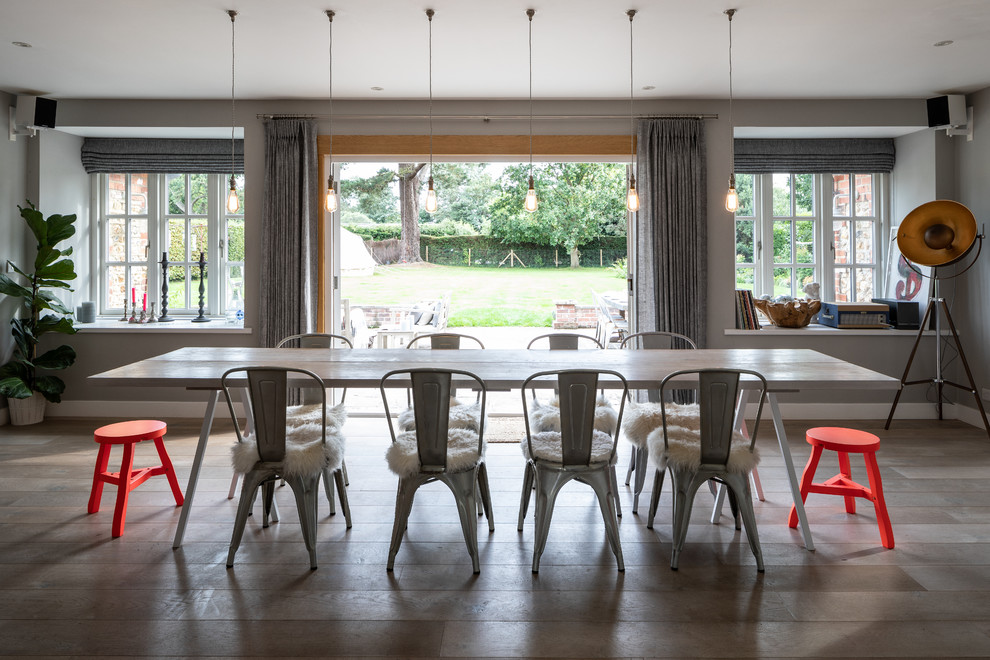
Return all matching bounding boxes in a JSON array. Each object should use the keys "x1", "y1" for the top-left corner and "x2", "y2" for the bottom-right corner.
[{"x1": 0, "y1": 416, "x2": 988, "y2": 658}]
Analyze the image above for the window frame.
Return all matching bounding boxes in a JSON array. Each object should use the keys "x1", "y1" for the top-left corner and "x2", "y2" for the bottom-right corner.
[
  {"x1": 735, "y1": 171, "x2": 887, "y2": 304},
  {"x1": 96, "y1": 173, "x2": 241, "y2": 318}
]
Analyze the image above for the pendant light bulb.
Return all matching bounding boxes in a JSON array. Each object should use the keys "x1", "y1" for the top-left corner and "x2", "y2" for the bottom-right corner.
[
  {"x1": 525, "y1": 175, "x2": 538, "y2": 213},
  {"x1": 226, "y1": 175, "x2": 240, "y2": 213},
  {"x1": 627, "y1": 174, "x2": 640, "y2": 212},
  {"x1": 725, "y1": 174, "x2": 739, "y2": 213},
  {"x1": 325, "y1": 174, "x2": 338, "y2": 213},
  {"x1": 425, "y1": 176, "x2": 438, "y2": 214}
]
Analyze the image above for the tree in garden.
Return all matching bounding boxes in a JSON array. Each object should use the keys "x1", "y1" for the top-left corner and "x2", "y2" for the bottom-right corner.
[
  {"x1": 340, "y1": 163, "x2": 426, "y2": 262},
  {"x1": 421, "y1": 163, "x2": 497, "y2": 231},
  {"x1": 489, "y1": 163, "x2": 626, "y2": 267},
  {"x1": 340, "y1": 166, "x2": 400, "y2": 224}
]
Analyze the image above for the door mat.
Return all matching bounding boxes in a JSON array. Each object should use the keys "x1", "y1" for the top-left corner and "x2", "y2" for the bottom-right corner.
[{"x1": 485, "y1": 416, "x2": 525, "y2": 443}]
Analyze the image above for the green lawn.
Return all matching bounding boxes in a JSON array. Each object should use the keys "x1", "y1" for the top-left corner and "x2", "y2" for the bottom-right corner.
[{"x1": 342, "y1": 264, "x2": 625, "y2": 327}]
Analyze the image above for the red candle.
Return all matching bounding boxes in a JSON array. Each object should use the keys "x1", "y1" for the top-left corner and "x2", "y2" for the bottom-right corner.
[
  {"x1": 142, "y1": 293, "x2": 147, "y2": 311},
  {"x1": 131, "y1": 287, "x2": 136, "y2": 304}
]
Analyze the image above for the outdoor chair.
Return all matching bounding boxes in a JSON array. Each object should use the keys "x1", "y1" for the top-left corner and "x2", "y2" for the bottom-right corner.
[
  {"x1": 646, "y1": 368, "x2": 768, "y2": 571},
  {"x1": 221, "y1": 367, "x2": 347, "y2": 569},
  {"x1": 592, "y1": 290, "x2": 629, "y2": 348},
  {"x1": 380, "y1": 368, "x2": 493, "y2": 573},
  {"x1": 518, "y1": 369, "x2": 628, "y2": 572}
]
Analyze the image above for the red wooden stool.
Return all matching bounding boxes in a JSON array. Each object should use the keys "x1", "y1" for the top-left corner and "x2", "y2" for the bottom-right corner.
[
  {"x1": 787, "y1": 426, "x2": 894, "y2": 548},
  {"x1": 88, "y1": 420, "x2": 184, "y2": 538}
]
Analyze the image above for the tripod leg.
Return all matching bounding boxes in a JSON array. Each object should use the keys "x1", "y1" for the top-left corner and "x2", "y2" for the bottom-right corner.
[
  {"x1": 885, "y1": 300, "x2": 934, "y2": 430},
  {"x1": 937, "y1": 299, "x2": 990, "y2": 439}
]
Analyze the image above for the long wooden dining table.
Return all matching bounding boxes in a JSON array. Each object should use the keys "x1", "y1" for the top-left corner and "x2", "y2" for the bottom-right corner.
[{"x1": 89, "y1": 346, "x2": 900, "y2": 551}]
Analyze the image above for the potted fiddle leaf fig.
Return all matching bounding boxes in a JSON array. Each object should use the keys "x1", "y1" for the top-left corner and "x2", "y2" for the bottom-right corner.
[{"x1": 0, "y1": 202, "x2": 77, "y2": 425}]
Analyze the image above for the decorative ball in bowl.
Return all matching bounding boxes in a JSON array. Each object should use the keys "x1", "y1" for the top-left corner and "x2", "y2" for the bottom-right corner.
[{"x1": 753, "y1": 298, "x2": 821, "y2": 328}]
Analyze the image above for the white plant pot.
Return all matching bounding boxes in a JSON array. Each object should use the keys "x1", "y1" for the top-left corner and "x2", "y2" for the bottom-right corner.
[{"x1": 8, "y1": 392, "x2": 47, "y2": 426}]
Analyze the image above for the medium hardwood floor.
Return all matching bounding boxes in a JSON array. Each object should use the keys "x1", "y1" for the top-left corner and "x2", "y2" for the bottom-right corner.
[{"x1": 1, "y1": 415, "x2": 989, "y2": 658}]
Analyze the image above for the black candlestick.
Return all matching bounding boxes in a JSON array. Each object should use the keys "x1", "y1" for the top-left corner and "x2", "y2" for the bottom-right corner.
[
  {"x1": 158, "y1": 252, "x2": 175, "y2": 322},
  {"x1": 192, "y1": 251, "x2": 210, "y2": 322}
]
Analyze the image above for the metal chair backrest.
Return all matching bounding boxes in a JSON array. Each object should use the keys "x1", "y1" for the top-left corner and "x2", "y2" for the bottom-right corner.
[
  {"x1": 522, "y1": 369, "x2": 628, "y2": 467},
  {"x1": 659, "y1": 368, "x2": 767, "y2": 467},
  {"x1": 406, "y1": 332, "x2": 485, "y2": 350},
  {"x1": 527, "y1": 332, "x2": 604, "y2": 350},
  {"x1": 221, "y1": 366, "x2": 327, "y2": 463},
  {"x1": 381, "y1": 368, "x2": 487, "y2": 473},
  {"x1": 276, "y1": 332, "x2": 353, "y2": 349},
  {"x1": 620, "y1": 331, "x2": 697, "y2": 351}
]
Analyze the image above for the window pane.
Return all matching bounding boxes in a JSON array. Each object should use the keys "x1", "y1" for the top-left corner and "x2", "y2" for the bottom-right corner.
[
  {"x1": 795, "y1": 174, "x2": 814, "y2": 216},
  {"x1": 773, "y1": 267, "x2": 793, "y2": 297},
  {"x1": 772, "y1": 174, "x2": 791, "y2": 217},
  {"x1": 834, "y1": 267, "x2": 851, "y2": 302},
  {"x1": 190, "y1": 174, "x2": 210, "y2": 214},
  {"x1": 832, "y1": 174, "x2": 850, "y2": 216},
  {"x1": 168, "y1": 219, "x2": 186, "y2": 263},
  {"x1": 773, "y1": 220, "x2": 792, "y2": 263},
  {"x1": 855, "y1": 267, "x2": 874, "y2": 302},
  {"x1": 128, "y1": 218, "x2": 147, "y2": 262},
  {"x1": 797, "y1": 267, "x2": 816, "y2": 293},
  {"x1": 736, "y1": 174, "x2": 754, "y2": 216},
  {"x1": 107, "y1": 266, "x2": 125, "y2": 309},
  {"x1": 129, "y1": 174, "x2": 148, "y2": 215},
  {"x1": 108, "y1": 174, "x2": 127, "y2": 214},
  {"x1": 855, "y1": 220, "x2": 874, "y2": 263},
  {"x1": 190, "y1": 219, "x2": 208, "y2": 259},
  {"x1": 168, "y1": 265, "x2": 186, "y2": 309},
  {"x1": 735, "y1": 219, "x2": 754, "y2": 263},
  {"x1": 226, "y1": 217, "x2": 245, "y2": 261},
  {"x1": 833, "y1": 220, "x2": 850, "y2": 264},
  {"x1": 130, "y1": 266, "x2": 148, "y2": 302},
  {"x1": 735, "y1": 267, "x2": 754, "y2": 288},
  {"x1": 107, "y1": 218, "x2": 126, "y2": 262},
  {"x1": 166, "y1": 174, "x2": 186, "y2": 214},
  {"x1": 854, "y1": 174, "x2": 873, "y2": 216},
  {"x1": 795, "y1": 220, "x2": 815, "y2": 263}
]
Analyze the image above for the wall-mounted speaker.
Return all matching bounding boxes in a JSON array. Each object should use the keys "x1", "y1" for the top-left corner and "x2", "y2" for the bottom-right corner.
[
  {"x1": 15, "y1": 95, "x2": 57, "y2": 129},
  {"x1": 927, "y1": 94, "x2": 966, "y2": 129}
]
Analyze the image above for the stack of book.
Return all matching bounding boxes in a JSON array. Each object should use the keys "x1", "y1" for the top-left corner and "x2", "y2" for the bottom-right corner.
[{"x1": 735, "y1": 290, "x2": 762, "y2": 330}]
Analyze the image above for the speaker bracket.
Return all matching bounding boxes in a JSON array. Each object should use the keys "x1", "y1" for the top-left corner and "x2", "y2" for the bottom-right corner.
[
  {"x1": 945, "y1": 106, "x2": 974, "y2": 141},
  {"x1": 8, "y1": 106, "x2": 37, "y2": 142}
]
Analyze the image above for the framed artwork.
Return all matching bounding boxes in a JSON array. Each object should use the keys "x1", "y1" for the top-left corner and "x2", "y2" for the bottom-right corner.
[{"x1": 884, "y1": 227, "x2": 930, "y2": 319}]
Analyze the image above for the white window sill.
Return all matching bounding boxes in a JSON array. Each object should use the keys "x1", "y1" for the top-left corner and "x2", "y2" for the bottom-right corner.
[
  {"x1": 74, "y1": 318, "x2": 252, "y2": 334},
  {"x1": 725, "y1": 323, "x2": 934, "y2": 336}
]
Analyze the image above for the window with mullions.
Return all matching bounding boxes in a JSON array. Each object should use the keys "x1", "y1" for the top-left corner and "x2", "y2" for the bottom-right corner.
[
  {"x1": 735, "y1": 172, "x2": 883, "y2": 304},
  {"x1": 99, "y1": 173, "x2": 245, "y2": 317}
]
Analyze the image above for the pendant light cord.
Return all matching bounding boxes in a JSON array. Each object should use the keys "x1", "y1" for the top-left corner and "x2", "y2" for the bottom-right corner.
[
  {"x1": 726, "y1": 9, "x2": 735, "y2": 177},
  {"x1": 327, "y1": 10, "x2": 334, "y2": 160},
  {"x1": 228, "y1": 10, "x2": 237, "y2": 179},
  {"x1": 528, "y1": 9, "x2": 534, "y2": 177},
  {"x1": 628, "y1": 10, "x2": 635, "y2": 170},
  {"x1": 428, "y1": 9, "x2": 434, "y2": 173}
]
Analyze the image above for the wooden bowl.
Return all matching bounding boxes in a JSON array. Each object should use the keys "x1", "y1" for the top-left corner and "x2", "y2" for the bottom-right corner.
[{"x1": 753, "y1": 299, "x2": 821, "y2": 328}]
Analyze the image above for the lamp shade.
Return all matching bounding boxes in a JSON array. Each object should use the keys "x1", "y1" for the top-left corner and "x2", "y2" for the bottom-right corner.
[{"x1": 897, "y1": 200, "x2": 978, "y2": 267}]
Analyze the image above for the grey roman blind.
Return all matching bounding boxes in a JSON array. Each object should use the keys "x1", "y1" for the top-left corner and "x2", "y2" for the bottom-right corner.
[
  {"x1": 734, "y1": 138, "x2": 895, "y2": 173},
  {"x1": 81, "y1": 138, "x2": 244, "y2": 174}
]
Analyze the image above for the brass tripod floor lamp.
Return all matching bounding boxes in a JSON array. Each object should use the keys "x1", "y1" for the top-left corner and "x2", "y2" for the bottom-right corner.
[{"x1": 884, "y1": 200, "x2": 990, "y2": 439}]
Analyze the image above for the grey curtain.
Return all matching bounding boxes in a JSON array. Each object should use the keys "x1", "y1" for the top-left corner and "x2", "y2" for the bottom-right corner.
[
  {"x1": 81, "y1": 138, "x2": 243, "y2": 173},
  {"x1": 259, "y1": 118, "x2": 319, "y2": 348},
  {"x1": 634, "y1": 117, "x2": 707, "y2": 347},
  {"x1": 734, "y1": 138, "x2": 895, "y2": 173}
]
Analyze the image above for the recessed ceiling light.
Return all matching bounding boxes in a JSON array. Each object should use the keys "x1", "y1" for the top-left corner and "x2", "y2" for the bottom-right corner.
[
  {"x1": 933, "y1": 40, "x2": 954, "y2": 47},
  {"x1": 12, "y1": 41, "x2": 32, "y2": 48},
  {"x1": 370, "y1": 86, "x2": 384, "y2": 91},
  {"x1": 641, "y1": 85, "x2": 656, "y2": 91}
]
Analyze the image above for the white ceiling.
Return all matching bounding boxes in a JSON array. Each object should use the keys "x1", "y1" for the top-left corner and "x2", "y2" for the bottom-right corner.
[{"x1": 2, "y1": 0, "x2": 989, "y2": 102}]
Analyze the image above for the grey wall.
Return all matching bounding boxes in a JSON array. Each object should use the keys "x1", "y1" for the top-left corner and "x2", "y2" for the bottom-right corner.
[
  {"x1": 30, "y1": 95, "x2": 961, "y2": 413},
  {"x1": 0, "y1": 91, "x2": 30, "y2": 416},
  {"x1": 952, "y1": 86, "x2": 990, "y2": 421}
]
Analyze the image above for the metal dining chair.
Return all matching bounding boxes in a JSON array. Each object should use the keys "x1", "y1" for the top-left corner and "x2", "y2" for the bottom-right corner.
[
  {"x1": 519, "y1": 369, "x2": 628, "y2": 572},
  {"x1": 221, "y1": 366, "x2": 346, "y2": 569},
  {"x1": 526, "y1": 332, "x2": 604, "y2": 350},
  {"x1": 647, "y1": 368, "x2": 768, "y2": 572},
  {"x1": 381, "y1": 368, "x2": 493, "y2": 573}
]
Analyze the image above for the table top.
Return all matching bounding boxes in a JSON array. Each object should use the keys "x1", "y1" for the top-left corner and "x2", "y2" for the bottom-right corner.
[{"x1": 89, "y1": 347, "x2": 899, "y2": 392}]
